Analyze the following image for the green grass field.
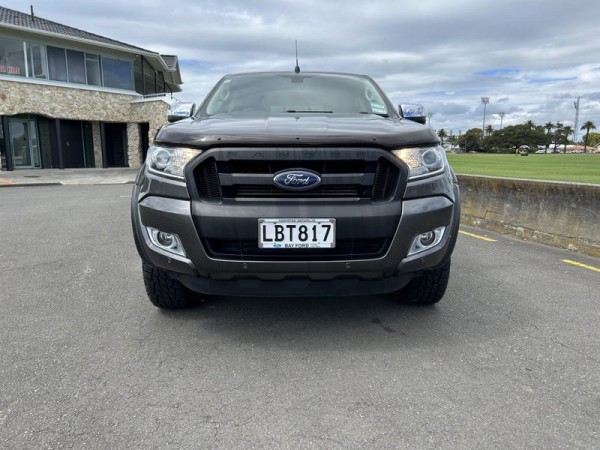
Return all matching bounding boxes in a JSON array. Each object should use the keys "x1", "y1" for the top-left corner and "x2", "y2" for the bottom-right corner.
[{"x1": 446, "y1": 153, "x2": 600, "y2": 185}]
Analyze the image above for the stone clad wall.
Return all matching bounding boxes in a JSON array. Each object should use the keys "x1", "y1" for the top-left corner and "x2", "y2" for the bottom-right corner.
[
  {"x1": 127, "y1": 123, "x2": 142, "y2": 168},
  {"x1": 0, "y1": 78, "x2": 171, "y2": 167},
  {"x1": 92, "y1": 122, "x2": 103, "y2": 169}
]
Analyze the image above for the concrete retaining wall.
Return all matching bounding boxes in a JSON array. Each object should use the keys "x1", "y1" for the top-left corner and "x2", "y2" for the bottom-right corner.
[{"x1": 458, "y1": 175, "x2": 600, "y2": 257}]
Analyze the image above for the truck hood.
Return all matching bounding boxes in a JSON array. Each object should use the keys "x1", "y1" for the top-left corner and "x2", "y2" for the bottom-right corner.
[{"x1": 155, "y1": 114, "x2": 439, "y2": 149}]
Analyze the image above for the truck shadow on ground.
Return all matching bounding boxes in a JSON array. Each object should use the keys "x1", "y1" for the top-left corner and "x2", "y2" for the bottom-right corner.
[{"x1": 149, "y1": 284, "x2": 536, "y2": 353}]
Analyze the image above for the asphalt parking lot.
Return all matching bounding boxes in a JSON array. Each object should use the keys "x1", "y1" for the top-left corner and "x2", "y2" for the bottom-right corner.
[{"x1": 1, "y1": 184, "x2": 599, "y2": 448}]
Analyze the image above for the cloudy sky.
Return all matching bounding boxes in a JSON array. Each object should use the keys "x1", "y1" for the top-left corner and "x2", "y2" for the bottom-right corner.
[{"x1": 7, "y1": 0, "x2": 600, "y2": 139}]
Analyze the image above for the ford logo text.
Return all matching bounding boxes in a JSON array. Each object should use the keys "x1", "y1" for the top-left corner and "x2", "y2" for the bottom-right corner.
[{"x1": 273, "y1": 170, "x2": 322, "y2": 191}]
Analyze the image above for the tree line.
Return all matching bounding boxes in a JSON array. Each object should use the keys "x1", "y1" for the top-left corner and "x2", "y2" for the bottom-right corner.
[{"x1": 437, "y1": 120, "x2": 597, "y2": 153}]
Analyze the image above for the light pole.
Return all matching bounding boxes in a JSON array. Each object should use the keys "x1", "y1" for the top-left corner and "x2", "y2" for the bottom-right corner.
[
  {"x1": 499, "y1": 112, "x2": 505, "y2": 130},
  {"x1": 481, "y1": 97, "x2": 490, "y2": 136},
  {"x1": 573, "y1": 97, "x2": 580, "y2": 142}
]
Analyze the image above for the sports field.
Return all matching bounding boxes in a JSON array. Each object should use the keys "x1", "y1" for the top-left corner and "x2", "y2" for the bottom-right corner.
[{"x1": 446, "y1": 153, "x2": 600, "y2": 185}]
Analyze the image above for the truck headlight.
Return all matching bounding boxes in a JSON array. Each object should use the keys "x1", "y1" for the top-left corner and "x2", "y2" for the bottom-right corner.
[
  {"x1": 146, "y1": 146, "x2": 200, "y2": 179},
  {"x1": 392, "y1": 146, "x2": 446, "y2": 180}
]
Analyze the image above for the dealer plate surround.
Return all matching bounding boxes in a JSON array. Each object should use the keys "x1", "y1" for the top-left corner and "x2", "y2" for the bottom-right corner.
[{"x1": 259, "y1": 218, "x2": 336, "y2": 249}]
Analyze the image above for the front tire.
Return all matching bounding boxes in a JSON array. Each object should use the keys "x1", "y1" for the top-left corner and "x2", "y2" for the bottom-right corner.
[
  {"x1": 142, "y1": 263, "x2": 192, "y2": 309},
  {"x1": 393, "y1": 260, "x2": 451, "y2": 305}
]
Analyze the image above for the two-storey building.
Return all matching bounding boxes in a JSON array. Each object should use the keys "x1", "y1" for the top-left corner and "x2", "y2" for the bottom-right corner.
[{"x1": 0, "y1": 6, "x2": 183, "y2": 171}]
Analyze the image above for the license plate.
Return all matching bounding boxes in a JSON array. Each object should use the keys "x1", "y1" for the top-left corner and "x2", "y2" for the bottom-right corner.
[{"x1": 259, "y1": 218, "x2": 336, "y2": 249}]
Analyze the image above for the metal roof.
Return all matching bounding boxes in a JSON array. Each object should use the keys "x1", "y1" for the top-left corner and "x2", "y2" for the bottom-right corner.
[
  {"x1": 0, "y1": 6, "x2": 152, "y2": 54},
  {"x1": 160, "y1": 55, "x2": 179, "y2": 71}
]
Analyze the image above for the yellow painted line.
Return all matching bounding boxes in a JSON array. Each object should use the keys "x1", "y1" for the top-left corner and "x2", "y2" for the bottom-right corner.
[
  {"x1": 562, "y1": 259, "x2": 600, "y2": 273},
  {"x1": 0, "y1": 178, "x2": 16, "y2": 185},
  {"x1": 459, "y1": 230, "x2": 497, "y2": 242}
]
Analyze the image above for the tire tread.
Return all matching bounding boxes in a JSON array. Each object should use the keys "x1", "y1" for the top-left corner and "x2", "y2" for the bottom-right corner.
[
  {"x1": 142, "y1": 263, "x2": 191, "y2": 309},
  {"x1": 396, "y1": 260, "x2": 451, "y2": 305}
]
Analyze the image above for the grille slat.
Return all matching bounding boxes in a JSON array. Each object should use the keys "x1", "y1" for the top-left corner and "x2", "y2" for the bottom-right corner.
[{"x1": 231, "y1": 185, "x2": 363, "y2": 198}]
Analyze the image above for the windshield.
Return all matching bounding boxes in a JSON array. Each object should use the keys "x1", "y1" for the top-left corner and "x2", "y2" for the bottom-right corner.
[{"x1": 203, "y1": 73, "x2": 390, "y2": 116}]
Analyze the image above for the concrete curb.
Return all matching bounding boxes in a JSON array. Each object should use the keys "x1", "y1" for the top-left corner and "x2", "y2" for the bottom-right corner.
[
  {"x1": 0, "y1": 168, "x2": 138, "y2": 187},
  {"x1": 0, "y1": 182, "x2": 62, "y2": 188},
  {"x1": 0, "y1": 181, "x2": 135, "y2": 188}
]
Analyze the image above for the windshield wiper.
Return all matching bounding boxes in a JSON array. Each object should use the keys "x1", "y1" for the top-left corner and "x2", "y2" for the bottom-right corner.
[{"x1": 285, "y1": 110, "x2": 333, "y2": 113}]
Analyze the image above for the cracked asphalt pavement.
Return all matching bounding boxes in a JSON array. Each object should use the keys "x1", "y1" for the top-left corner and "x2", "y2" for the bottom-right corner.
[{"x1": 1, "y1": 184, "x2": 599, "y2": 448}]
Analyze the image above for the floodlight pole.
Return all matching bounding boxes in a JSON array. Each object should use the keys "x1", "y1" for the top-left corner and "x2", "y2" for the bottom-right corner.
[
  {"x1": 573, "y1": 97, "x2": 580, "y2": 142},
  {"x1": 499, "y1": 112, "x2": 505, "y2": 130},
  {"x1": 481, "y1": 97, "x2": 490, "y2": 136}
]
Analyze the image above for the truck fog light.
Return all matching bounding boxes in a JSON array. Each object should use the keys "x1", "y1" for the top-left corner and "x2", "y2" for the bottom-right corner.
[
  {"x1": 408, "y1": 226, "x2": 445, "y2": 256},
  {"x1": 147, "y1": 227, "x2": 186, "y2": 257},
  {"x1": 420, "y1": 231, "x2": 436, "y2": 246},
  {"x1": 157, "y1": 231, "x2": 174, "y2": 247}
]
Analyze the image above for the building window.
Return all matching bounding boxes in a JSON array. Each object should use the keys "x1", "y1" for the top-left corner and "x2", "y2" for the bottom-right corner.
[
  {"x1": 1, "y1": 36, "x2": 135, "y2": 91},
  {"x1": 47, "y1": 46, "x2": 67, "y2": 82},
  {"x1": 27, "y1": 43, "x2": 47, "y2": 78},
  {"x1": 102, "y1": 57, "x2": 133, "y2": 90},
  {"x1": 0, "y1": 36, "x2": 26, "y2": 76},
  {"x1": 156, "y1": 71, "x2": 165, "y2": 94},
  {"x1": 85, "y1": 53, "x2": 101, "y2": 86},
  {"x1": 66, "y1": 49, "x2": 86, "y2": 84},
  {"x1": 143, "y1": 57, "x2": 155, "y2": 95}
]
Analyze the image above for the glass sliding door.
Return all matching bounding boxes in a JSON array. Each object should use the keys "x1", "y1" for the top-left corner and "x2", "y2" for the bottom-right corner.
[{"x1": 9, "y1": 117, "x2": 41, "y2": 169}]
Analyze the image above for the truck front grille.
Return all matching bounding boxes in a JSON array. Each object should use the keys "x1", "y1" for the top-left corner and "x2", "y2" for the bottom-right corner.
[{"x1": 192, "y1": 148, "x2": 402, "y2": 202}]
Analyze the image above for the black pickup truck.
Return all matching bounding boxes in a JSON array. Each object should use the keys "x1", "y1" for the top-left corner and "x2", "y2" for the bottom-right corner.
[{"x1": 131, "y1": 71, "x2": 460, "y2": 308}]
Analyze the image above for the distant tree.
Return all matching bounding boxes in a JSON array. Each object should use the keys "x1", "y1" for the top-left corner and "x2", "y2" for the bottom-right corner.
[
  {"x1": 554, "y1": 122, "x2": 564, "y2": 152},
  {"x1": 482, "y1": 124, "x2": 548, "y2": 153},
  {"x1": 437, "y1": 128, "x2": 448, "y2": 146},
  {"x1": 462, "y1": 128, "x2": 483, "y2": 152},
  {"x1": 585, "y1": 131, "x2": 600, "y2": 148},
  {"x1": 448, "y1": 133, "x2": 461, "y2": 151},
  {"x1": 581, "y1": 121, "x2": 596, "y2": 152},
  {"x1": 451, "y1": 120, "x2": 596, "y2": 153},
  {"x1": 562, "y1": 125, "x2": 574, "y2": 153},
  {"x1": 544, "y1": 122, "x2": 554, "y2": 152}
]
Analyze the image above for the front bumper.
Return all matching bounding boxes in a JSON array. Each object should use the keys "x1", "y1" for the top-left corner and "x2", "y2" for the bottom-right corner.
[{"x1": 131, "y1": 169, "x2": 460, "y2": 297}]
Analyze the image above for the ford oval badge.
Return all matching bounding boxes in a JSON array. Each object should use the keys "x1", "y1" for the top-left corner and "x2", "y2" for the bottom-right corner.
[{"x1": 273, "y1": 169, "x2": 322, "y2": 191}]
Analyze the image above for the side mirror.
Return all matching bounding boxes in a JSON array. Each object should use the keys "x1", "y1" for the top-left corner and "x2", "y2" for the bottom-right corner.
[
  {"x1": 399, "y1": 104, "x2": 427, "y2": 125},
  {"x1": 168, "y1": 102, "x2": 196, "y2": 123}
]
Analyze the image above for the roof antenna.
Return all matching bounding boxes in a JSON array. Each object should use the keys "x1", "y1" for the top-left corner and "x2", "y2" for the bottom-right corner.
[
  {"x1": 294, "y1": 40, "x2": 300, "y2": 74},
  {"x1": 30, "y1": 5, "x2": 35, "y2": 21}
]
